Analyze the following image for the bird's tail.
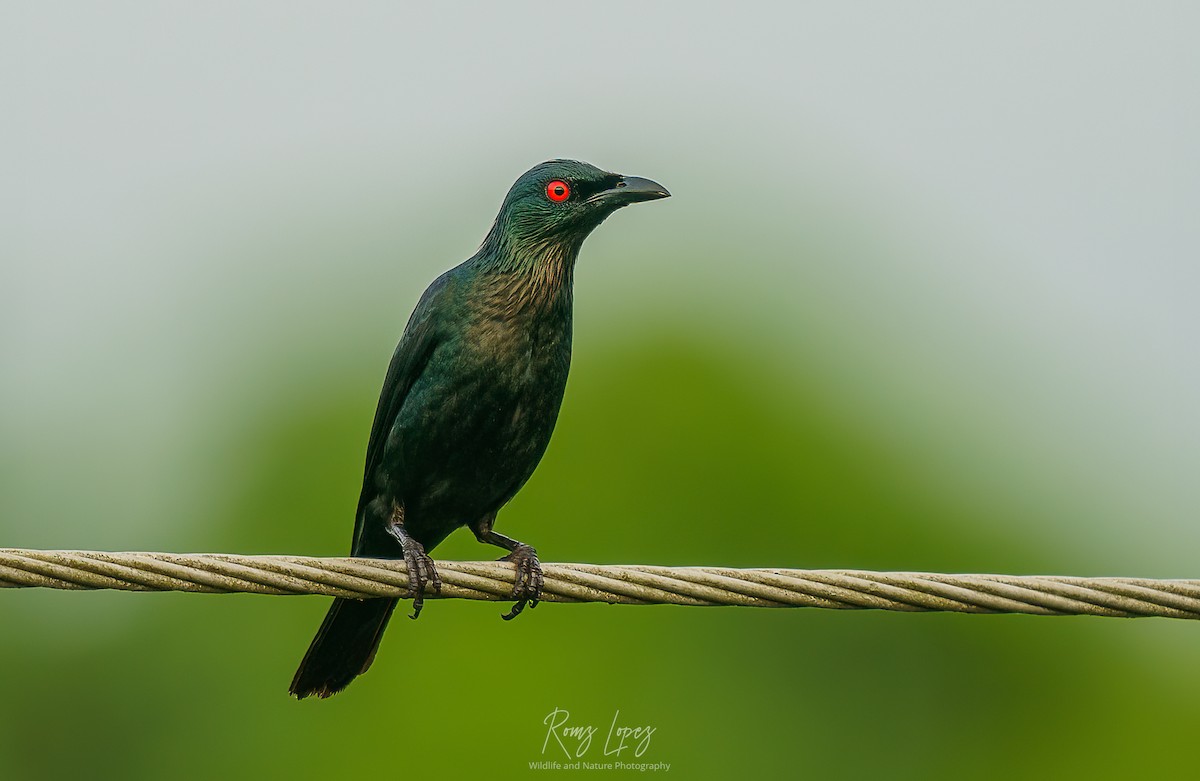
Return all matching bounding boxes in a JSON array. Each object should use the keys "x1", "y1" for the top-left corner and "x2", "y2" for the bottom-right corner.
[{"x1": 289, "y1": 596, "x2": 399, "y2": 699}]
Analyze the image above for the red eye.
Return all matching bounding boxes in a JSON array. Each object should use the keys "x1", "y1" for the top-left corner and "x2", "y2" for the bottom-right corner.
[{"x1": 546, "y1": 180, "x2": 570, "y2": 202}]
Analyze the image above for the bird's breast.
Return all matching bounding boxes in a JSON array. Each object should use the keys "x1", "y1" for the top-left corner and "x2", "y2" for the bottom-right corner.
[
  {"x1": 458, "y1": 312, "x2": 572, "y2": 459},
  {"x1": 386, "y1": 308, "x2": 572, "y2": 528},
  {"x1": 466, "y1": 302, "x2": 571, "y2": 372}
]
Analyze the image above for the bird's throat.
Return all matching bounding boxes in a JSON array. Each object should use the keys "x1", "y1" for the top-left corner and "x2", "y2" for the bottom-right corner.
[{"x1": 476, "y1": 237, "x2": 580, "y2": 320}]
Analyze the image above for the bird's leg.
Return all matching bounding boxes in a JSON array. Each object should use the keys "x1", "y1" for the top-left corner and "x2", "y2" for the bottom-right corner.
[
  {"x1": 469, "y1": 512, "x2": 543, "y2": 621},
  {"x1": 385, "y1": 502, "x2": 441, "y2": 619}
]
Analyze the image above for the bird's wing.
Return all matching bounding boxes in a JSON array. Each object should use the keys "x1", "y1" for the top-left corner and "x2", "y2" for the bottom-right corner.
[{"x1": 351, "y1": 271, "x2": 452, "y2": 548}]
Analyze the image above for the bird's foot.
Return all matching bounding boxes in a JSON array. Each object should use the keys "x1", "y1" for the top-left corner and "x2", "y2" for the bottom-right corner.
[
  {"x1": 499, "y1": 544, "x2": 542, "y2": 621},
  {"x1": 401, "y1": 538, "x2": 441, "y2": 620}
]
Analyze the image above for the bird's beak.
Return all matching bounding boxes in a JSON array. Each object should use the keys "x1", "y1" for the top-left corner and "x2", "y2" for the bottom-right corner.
[{"x1": 589, "y1": 175, "x2": 671, "y2": 207}]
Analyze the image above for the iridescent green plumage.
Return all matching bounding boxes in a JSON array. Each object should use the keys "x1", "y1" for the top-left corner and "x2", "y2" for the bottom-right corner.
[{"x1": 290, "y1": 160, "x2": 669, "y2": 698}]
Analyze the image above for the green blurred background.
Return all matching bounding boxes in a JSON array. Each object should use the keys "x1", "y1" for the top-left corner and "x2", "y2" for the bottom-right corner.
[{"x1": 4, "y1": 3, "x2": 1198, "y2": 779}]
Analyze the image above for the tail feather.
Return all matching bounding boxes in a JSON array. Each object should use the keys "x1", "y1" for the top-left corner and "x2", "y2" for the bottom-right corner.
[{"x1": 289, "y1": 596, "x2": 399, "y2": 699}]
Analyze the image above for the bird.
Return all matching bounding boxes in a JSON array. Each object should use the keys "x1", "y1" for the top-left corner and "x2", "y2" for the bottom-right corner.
[{"x1": 289, "y1": 159, "x2": 670, "y2": 698}]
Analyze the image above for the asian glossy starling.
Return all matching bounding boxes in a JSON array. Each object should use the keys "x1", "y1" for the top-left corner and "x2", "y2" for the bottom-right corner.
[{"x1": 289, "y1": 159, "x2": 670, "y2": 698}]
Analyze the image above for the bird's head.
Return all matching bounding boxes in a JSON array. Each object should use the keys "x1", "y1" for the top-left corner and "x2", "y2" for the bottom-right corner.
[{"x1": 489, "y1": 159, "x2": 670, "y2": 248}]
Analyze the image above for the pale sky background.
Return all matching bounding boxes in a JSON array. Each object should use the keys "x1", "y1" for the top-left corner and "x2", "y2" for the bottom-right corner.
[{"x1": 3, "y1": 3, "x2": 1198, "y2": 567}]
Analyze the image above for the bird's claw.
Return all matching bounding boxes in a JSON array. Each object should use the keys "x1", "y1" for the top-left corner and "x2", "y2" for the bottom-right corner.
[
  {"x1": 500, "y1": 544, "x2": 542, "y2": 621},
  {"x1": 402, "y1": 539, "x2": 441, "y2": 619}
]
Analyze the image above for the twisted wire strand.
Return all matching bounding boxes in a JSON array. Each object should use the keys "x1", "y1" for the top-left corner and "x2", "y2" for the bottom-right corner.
[{"x1": 1, "y1": 548, "x2": 1198, "y2": 619}]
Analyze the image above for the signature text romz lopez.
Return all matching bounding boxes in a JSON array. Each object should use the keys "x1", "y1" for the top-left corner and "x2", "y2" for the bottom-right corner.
[{"x1": 542, "y1": 708, "x2": 655, "y2": 759}]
